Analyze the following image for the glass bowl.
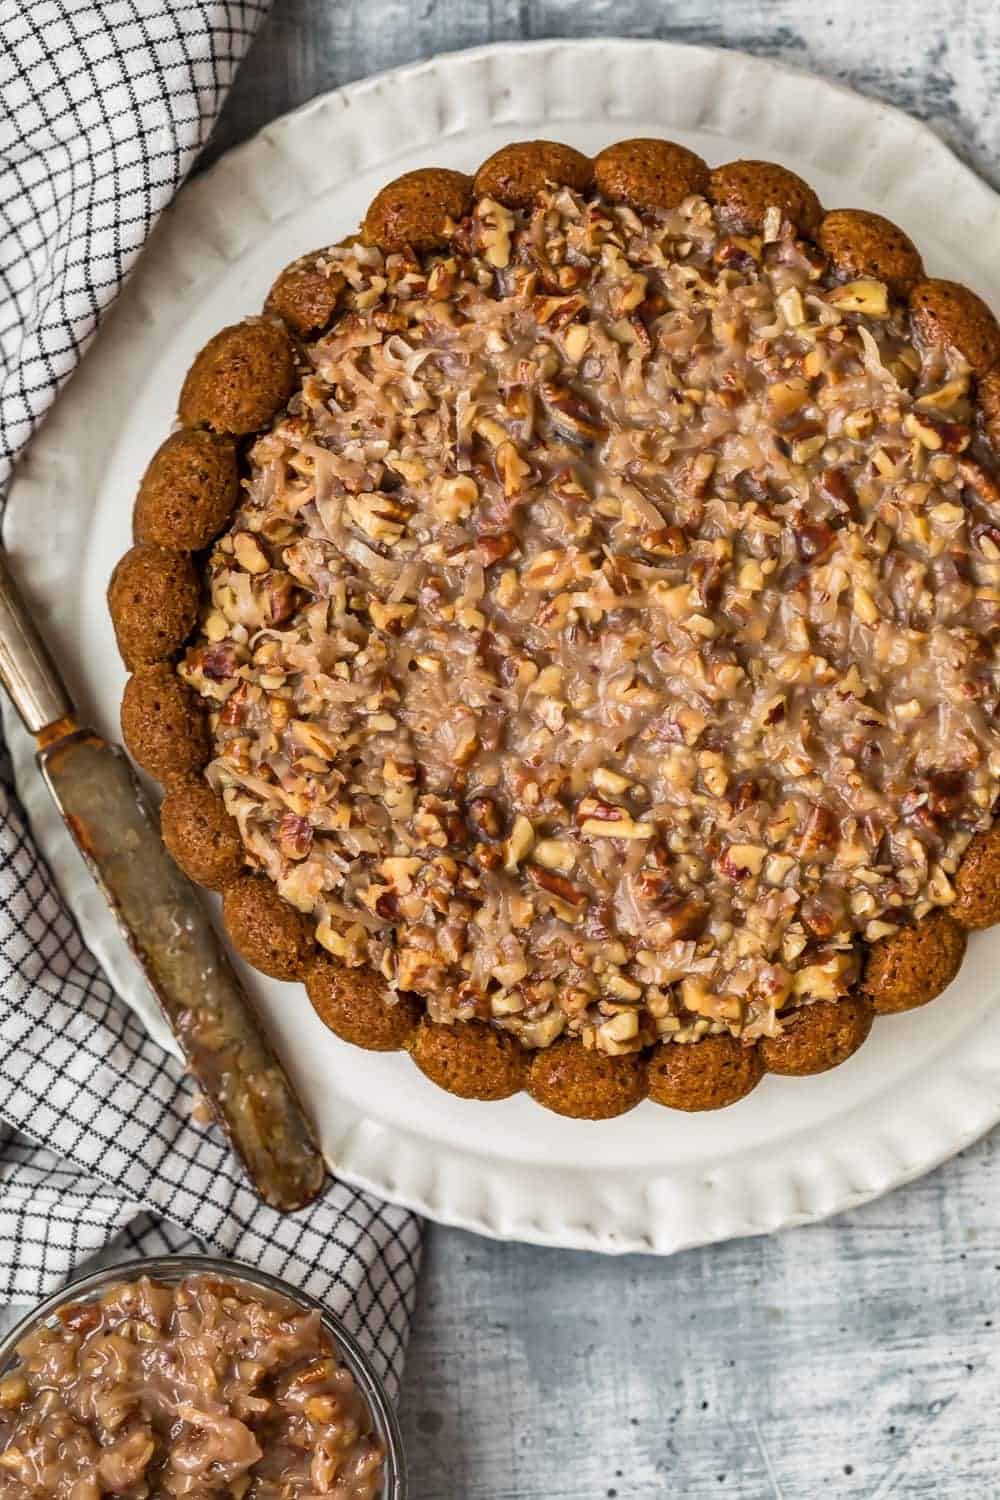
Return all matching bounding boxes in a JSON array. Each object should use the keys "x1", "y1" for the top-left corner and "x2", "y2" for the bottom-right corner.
[{"x1": 0, "y1": 1253, "x2": 407, "y2": 1499}]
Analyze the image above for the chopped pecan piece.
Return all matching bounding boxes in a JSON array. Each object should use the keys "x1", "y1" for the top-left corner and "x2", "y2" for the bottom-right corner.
[
  {"x1": 926, "y1": 770, "x2": 965, "y2": 821},
  {"x1": 793, "y1": 519, "x2": 836, "y2": 563},
  {"x1": 467, "y1": 796, "x2": 504, "y2": 840},
  {"x1": 201, "y1": 643, "x2": 240, "y2": 681},
  {"x1": 791, "y1": 804, "x2": 840, "y2": 856},
  {"x1": 525, "y1": 864, "x2": 587, "y2": 907},
  {"x1": 816, "y1": 466, "x2": 859, "y2": 520},
  {"x1": 478, "y1": 531, "x2": 518, "y2": 566},
  {"x1": 538, "y1": 382, "x2": 609, "y2": 442},
  {"x1": 657, "y1": 898, "x2": 709, "y2": 940},
  {"x1": 278, "y1": 813, "x2": 313, "y2": 860}
]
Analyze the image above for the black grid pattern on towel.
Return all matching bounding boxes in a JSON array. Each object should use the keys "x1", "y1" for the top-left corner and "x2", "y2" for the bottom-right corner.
[
  {"x1": 0, "y1": 2, "x2": 422, "y2": 1396},
  {"x1": 1, "y1": 0, "x2": 265, "y2": 486}
]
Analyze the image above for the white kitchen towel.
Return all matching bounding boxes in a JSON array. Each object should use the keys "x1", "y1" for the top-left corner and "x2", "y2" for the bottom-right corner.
[{"x1": 0, "y1": 0, "x2": 421, "y2": 1395}]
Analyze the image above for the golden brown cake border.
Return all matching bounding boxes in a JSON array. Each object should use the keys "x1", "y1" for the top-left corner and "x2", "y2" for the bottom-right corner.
[{"x1": 109, "y1": 139, "x2": 1000, "y2": 1119}]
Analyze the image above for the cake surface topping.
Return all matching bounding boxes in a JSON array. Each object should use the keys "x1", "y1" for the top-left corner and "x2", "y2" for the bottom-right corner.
[{"x1": 181, "y1": 183, "x2": 1000, "y2": 1056}]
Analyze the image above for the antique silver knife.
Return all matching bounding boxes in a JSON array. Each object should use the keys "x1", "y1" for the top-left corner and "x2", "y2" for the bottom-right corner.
[{"x1": 0, "y1": 547, "x2": 325, "y2": 1213}]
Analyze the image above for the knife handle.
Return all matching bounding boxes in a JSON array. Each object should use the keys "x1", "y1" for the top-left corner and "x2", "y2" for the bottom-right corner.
[{"x1": 0, "y1": 548, "x2": 74, "y2": 733}]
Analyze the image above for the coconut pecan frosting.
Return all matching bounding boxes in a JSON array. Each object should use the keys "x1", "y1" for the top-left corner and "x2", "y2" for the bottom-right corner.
[{"x1": 178, "y1": 181, "x2": 1000, "y2": 1061}]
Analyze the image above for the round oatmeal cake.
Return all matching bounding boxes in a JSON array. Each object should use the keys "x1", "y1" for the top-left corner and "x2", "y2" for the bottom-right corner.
[{"x1": 110, "y1": 139, "x2": 1000, "y2": 1118}]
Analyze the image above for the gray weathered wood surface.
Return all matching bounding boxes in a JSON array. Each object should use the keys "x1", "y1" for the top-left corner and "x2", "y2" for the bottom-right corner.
[
  {"x1": 217, "y1": 6, "x2": 1000, "y2": 1493},
  {"x1": 8, "y1": 6, "x2": 1000, "y2": 1498}
]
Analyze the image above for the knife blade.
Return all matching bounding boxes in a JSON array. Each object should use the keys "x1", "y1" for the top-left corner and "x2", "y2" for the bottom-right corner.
[{"x1": 0, "y1": 547, "x2": 325, "y2": 1213}]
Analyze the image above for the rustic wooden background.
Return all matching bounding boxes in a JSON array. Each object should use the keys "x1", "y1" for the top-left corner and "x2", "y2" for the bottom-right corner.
[
  {"x1": 218, "y1": 4, "x2": 1000, "y2": 1496},
  {"x1": 8, "y1": 5, "x2": 1000, "y2": 1499}
]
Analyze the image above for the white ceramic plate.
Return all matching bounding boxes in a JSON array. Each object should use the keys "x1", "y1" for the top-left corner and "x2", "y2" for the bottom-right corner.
[{"x1": 8, "y1": 39, "x2": 1000, "y2": 1255}]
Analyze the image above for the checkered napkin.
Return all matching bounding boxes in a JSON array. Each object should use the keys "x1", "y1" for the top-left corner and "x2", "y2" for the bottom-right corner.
[{"x1": 0, "y1": 1, "x2": 421, "y2": 1394}]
